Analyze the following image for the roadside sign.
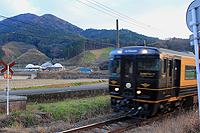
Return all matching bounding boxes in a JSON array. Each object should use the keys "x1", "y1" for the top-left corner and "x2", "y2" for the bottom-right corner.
[
  {"x1": 0, "y1": 60, "x2": 15, "y2": 115},
  {"x1": 0, "y1": 60, "x2": 15, "y2": 74},
  {"x1": 186, "y1": 0, "x2": 200, "y2": 32},
  {"x1": 4, "y1": 74, "x2": 12, "y2": 79}
]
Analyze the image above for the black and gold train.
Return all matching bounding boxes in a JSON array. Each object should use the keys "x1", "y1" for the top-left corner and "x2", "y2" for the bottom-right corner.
[{"x1": 109, "y1": 46, "x2": 198, "y2": 117}]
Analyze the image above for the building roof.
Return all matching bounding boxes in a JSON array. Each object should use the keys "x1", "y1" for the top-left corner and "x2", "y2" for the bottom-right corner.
[
  {"x1": 53, "y1": 63, "x2": 63, "y2": 68},
  {"x1": 41, "y1": 61, "x2": 53, "y2": 67},
  {"x1": 25, "y1": 64, "x2": 34, "y2": 68},
  {"x1": 25, "y1": 64, "x2": 41, "y2": 69}
]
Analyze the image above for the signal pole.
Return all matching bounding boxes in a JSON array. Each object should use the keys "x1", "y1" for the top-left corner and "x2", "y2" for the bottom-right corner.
[{"x1": 186, "y1": 0, "x2": 200, "y2": 121}]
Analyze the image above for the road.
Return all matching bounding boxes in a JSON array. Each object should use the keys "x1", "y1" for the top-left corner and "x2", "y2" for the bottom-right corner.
[{"x1": 0, "y1": 84, "x2": 108, "y2": 95}]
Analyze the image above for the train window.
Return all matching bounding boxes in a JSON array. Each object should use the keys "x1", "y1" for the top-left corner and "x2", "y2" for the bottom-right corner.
[
  {"x1": 125, "y1": 59, "x2": 133, "y2": 77},
  {"x1": 162, "y1": 59, "x2": 167, "y2": 73},
  {"x1": 138, "y1": 58, "x2": 159, "y2": 70},
  {"x1": 109, "y1": 58, "x2": 121, "y2": 76},
  {"x1": 169, "y1": 60, "x2": 172, "y2": 77},
  {"x1": 174, "y1": 61, "x2": 177, "y2": 79},
  {"x1": 185, "y1": 65, "x2": 196, "y2": 80}
]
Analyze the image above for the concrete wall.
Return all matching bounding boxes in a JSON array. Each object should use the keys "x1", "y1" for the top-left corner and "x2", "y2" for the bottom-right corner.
[
  {"x1": 22, "y1": 88, "x2": 109, "y2": 104},
  {"x1": 0, "y1": 95, "x2": 27, "y2": 112}
]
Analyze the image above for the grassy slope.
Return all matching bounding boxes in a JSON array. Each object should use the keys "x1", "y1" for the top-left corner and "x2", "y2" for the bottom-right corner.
[
  {"x1": 1, "y1": 41, "x2": 50, "y2": 65},
  {"x1": 63, "y1": 47, "x2": 115, "y2": 65},
  {"x1": 2, "y1": 41, "x2": 114, "y2": 66},
  {"x1": 15, "y1": 48, "x2": 50, "y2": 64},
  {"x1": 2, "y1": 41, "x2": 36, "y2": 64}
]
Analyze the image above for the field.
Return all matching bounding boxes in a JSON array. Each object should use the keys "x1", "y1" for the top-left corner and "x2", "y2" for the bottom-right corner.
[
  {"x1": 0, "y1": 79, "x2": 200, "y2": 132},
  {"x1": 0, "y1": 78, "x2": 107, "y2": 90}
]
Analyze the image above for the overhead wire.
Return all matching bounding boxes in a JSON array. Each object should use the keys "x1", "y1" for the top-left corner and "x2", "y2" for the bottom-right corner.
[
  {"x1": 77, "y1": 0, "x2": 152, "y2": 31},
  {"x1": 89, "y1": 0, "x2": 153, "y2": 29},
  {"x1": 77, "y1": 0, "x2": 163, "y2": 33},
  {"x1": 113, "y1": 0, "x2": 167, "y2": 33},
  {"x1": 57, "y1": 0, "x2": 115, "y2": 23}
]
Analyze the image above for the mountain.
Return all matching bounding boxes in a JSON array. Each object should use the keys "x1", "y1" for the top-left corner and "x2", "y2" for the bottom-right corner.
[
  {"x1": 0, "y1": 13, "x2": 161, "y2": 65},
  {"x1": 0, "y1": 13, "x2": 83, "y2": 36}
]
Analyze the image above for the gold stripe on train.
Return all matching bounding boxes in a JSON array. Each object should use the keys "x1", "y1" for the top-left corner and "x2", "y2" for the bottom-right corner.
[
  {"x1": 110, "y1": 93, "x2": 198, "y2": 104},
  {"x1": 137, "y1": 85, "x2": 197, "y2": 91},
  {"x1": 109, "y1": 84, "x2": 120, "y2": 87}
]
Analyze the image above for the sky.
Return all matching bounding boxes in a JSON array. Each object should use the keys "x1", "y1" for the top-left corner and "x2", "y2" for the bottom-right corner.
[{"x1": 0, "y1": 0, "x2": 195, "y2": 39}]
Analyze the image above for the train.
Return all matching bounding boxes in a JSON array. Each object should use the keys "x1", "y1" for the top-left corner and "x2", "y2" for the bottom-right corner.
[{"x1": 109, "y1": 46, "x2": 198, "y2": 117}]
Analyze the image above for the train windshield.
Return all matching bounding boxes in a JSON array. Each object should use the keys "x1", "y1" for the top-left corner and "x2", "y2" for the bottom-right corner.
[
  {"x1": 109, "y1": 58, "x2": 121, "y2": 76},
  {"x1": 138, "y1": 58, "x2": 160, "y2": 70}
]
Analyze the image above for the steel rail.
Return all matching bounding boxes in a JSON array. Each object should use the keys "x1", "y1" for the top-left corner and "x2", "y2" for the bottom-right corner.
[
  {"x1": 58, "y1": 106, "x2": 194, "y2": 133},
  {"x1": 107, "y1": 106, "x2": 194, "y2": 133},
  {"x1": 58, "y1": 116, "x2": 127, "y2": 133}
]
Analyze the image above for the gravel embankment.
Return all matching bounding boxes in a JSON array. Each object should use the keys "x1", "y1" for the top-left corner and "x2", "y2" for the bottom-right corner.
[{"x1": 0, "y1": 79, "x2": 108, "y2": 89}]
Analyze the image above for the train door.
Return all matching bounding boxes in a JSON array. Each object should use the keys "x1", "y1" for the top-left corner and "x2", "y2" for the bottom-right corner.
[
  {"x1": 164, "y1": 58, "x2": 181, "y2": 98},
  {"x1": 172, "y1": 59, "x2": 181, "y2": 97},
  {"x1": 174, "y1": 59, "x2": 181, "y2": 87},
  {"x1": 121, "y1": 56, "x2": 135, "y2": 98},
  {"x1": 165, "y1": 58, "x2": 173, "y2": 97}
]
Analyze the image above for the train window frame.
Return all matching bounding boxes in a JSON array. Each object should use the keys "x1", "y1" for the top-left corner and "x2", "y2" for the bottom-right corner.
[
  {"x1": 109, "y1": 58, "x2": 121, "y2": 76},
  {"x1": 169, "y1": 60, "x2": 172, "y2": 77},
  {"x1": 185, "y1": 65, "x2": 196, "y2": 80},
  {"x1": 162, "y1": 59, "x2": 167, "y2": 74},
  {"x1": 125, "y1": 59, "x2": 133, "y2": 77}
]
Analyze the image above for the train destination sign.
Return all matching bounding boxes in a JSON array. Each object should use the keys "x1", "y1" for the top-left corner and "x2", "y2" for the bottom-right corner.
[{"x1": 124, "y1": 50, "x2": 137, "y2": 53}]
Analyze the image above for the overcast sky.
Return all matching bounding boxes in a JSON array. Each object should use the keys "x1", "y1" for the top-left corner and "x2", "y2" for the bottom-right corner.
[{"x1": 0, "y1": 0, "x2": 194, "y2": 39}]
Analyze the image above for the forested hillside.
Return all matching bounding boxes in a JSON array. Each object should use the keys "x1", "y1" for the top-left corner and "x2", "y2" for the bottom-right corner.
[
  {"x1": 147, "y1": 38, "x2": 192, "y2": 52},
  {"x1": 0, "y1": 13, "x2": 191, "y2": 65}
]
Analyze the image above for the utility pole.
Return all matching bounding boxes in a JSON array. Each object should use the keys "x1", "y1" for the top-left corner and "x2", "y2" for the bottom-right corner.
[{"x1": 116, "y1": 19, "x2": 119, "y2": 48}]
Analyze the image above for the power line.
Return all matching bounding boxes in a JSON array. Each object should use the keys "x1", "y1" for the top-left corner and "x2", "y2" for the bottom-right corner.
[
  {"x1": 77, "y1": 0, "x2": 161, "y2": 32},
  {"x1": 90, "y1": 0, "x2": 152, "y2": 29}
]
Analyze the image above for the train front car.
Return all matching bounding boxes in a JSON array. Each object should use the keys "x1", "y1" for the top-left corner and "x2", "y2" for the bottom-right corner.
[{"x1": 109, "y1": 46, "x2": 161, "y2": 117}]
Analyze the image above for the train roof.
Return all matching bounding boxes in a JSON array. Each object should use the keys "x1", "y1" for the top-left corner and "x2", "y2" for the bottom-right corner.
[
  {"x1": 110, "y1": 46, "x2": 195, "y2": 58},
  {"x1": 158, "y1": 47, "x2": 195, "y2": 58}
]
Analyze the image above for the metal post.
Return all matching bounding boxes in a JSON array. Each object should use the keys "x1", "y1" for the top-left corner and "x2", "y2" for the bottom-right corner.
[
  {"x1": 7, "y1": 65, "x2": 9, "y2": 115},
  {"x1": 116, "y1": 19, "x2": 119, "y2": 48},
  {"x1": 192, "y1": 7, "x2": 200, "y2": 121}
]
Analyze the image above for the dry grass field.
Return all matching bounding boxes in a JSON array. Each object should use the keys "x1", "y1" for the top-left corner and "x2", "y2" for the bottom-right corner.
[
  {"x1": 127, "y1": 107, "x2": 200, "y2": 133},
  {"x1": 0, "y1": 78, "x2": 106, "y2": 89}
]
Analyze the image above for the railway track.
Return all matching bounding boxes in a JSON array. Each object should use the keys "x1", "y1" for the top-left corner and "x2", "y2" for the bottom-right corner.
[{"x1": 58, "y1": 106, "x2": 193, "y2": 133}]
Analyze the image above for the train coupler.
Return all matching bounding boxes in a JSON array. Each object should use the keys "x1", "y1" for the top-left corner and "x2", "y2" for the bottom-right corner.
[{"x1": 125, "y1": 106, "x2": 143, "y2": 116}]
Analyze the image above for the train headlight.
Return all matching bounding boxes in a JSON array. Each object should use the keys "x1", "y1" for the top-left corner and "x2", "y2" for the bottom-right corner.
[
  {"x1": 141, "y1": 49, "x2": 148, "y2": 54},
  {"x1": 136, "y1": 90, "x2": 141, "y2": 95},
  {"x1": 117, "y1": 50, "x2": 122, "y2": 54},
  {"x1": 115, "y1": 88, "x2": 119, "y2": 91},
  {"x1": 126, "y1": 83, "x2": 132, "y2": 88}
]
